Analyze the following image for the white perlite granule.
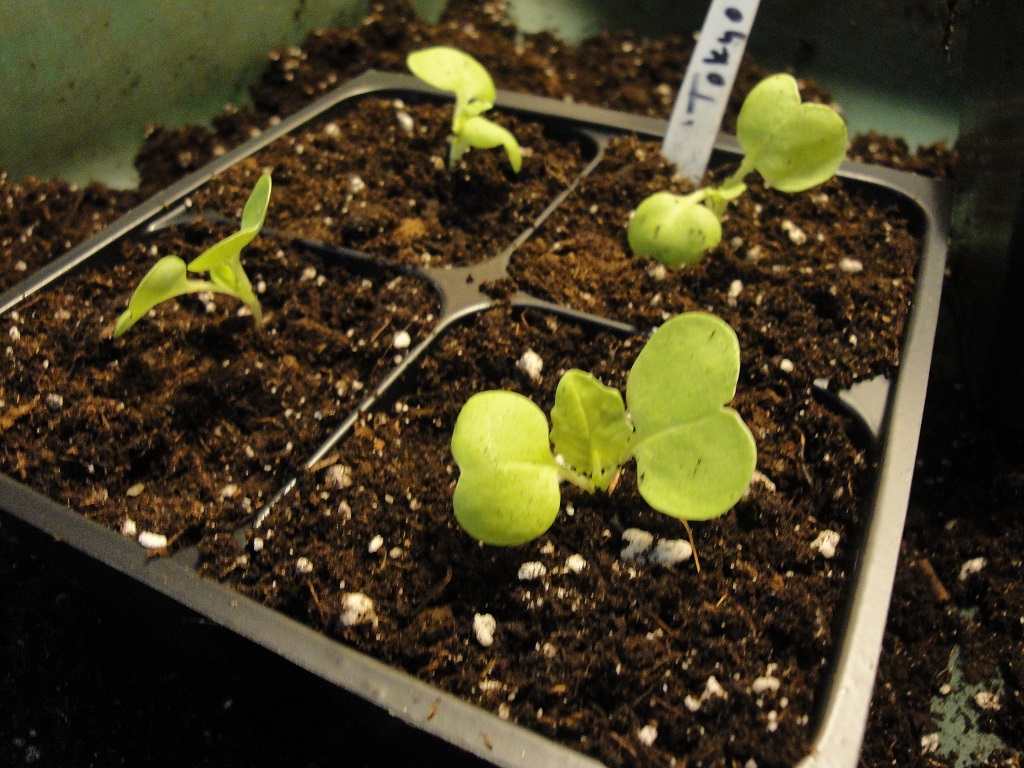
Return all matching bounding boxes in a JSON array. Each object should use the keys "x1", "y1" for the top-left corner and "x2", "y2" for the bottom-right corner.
[
  {"x1": 781, "y1": 220, "x2": 807, "y2": 245},
  {"x1": 138, "y1": 531, "x2": 168, "y2": 549},
  {"x1": 810, "y1": 529, "x2": 840, "y2": 559},
  {"x1": 564, "y1": 554, "x2": 588, "y2": 573},
  {"x1": 392, "y1": 330, "x2": 411, "y2": 350},
  {"x1": 295, "y1": 557, "x2": 314, "y2": 574},
  {"x1": 620, "y1": 528, "x2": 655, "y2": 561},
  {"x1": 650, "y1": 538, "x2": 693, "y2": 566},
  {"x1": 323, "y1": 464, "x2": 353, "y2": 489},
  {"x1": 637, "y1": 723, "x2": 658, "y2": 747},
  {"x1": 517, "y1": 561, "x2": 547, "y2": 581},
  {"x1": 959, "y1": 556, "x2": 987, "y2": 581},
  {"x1": 473, "y1": 613, "x2": 497, "y2": 647},
  {"x1": 517, "y1": 349, "x2": 543, "y2": 382},
  {"x1": 839, "y1": 257, "x2": 864, "y2": 274},
  {"x1": 339, "y1": 593, "x2": 377, "y2": 628}
]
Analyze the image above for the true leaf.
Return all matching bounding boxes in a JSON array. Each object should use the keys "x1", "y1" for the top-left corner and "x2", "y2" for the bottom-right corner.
[{"x1": 549, "y1": 369, "x2": 632, "y2": 491}]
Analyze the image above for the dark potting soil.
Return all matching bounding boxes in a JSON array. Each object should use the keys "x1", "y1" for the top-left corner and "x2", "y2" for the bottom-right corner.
[
  {"x1": 189, "y1": 97, "x2": 588, "y2": 268},
  {"x1": 0, "y1": 219, "x2": 439, "y2": 549},
  {"x1": 222, "y1": 303, "x2": 870, "y2": 767},
  {"x1": 6, "y1": 2, "x2": 1017, "y2": 768}
]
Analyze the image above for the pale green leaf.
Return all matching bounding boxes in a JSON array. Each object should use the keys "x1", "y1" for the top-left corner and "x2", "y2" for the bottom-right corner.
[
  {"x1": 459, "y1": 116, "x2": 522, "y2": 172},
  {"x1": 626, "y1": 313, "x2": 756, "y2": 521},
  {"x1": 736, "y1": 73, "x2": 847, "y2": 193},
  {"x1": 406, "y1": 46, "x2": 496, "y2": 111},
  {"x1": 451, "y1": 391, "x2": 561, "y2": 546},
  {"x1": 113, "y1": 256, "x2": 213, "y2": 338},
  {"x1": 627, "y1": 191, "x2": 722, "y2": 268},
  {"x1": 549, "y1": 369, "x2": 632, "y2": 491}
]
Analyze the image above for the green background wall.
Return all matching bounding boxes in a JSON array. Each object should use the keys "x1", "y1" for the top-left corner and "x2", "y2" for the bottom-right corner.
[{"x1": 0, "y1": 0, "x2": 962, "y2": 187}]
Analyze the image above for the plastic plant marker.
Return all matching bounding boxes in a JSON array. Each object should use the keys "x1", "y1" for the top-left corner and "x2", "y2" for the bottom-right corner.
[
  {"x1": 662, "y1": 0, "x2": 762, "y2": 180},
  {"x1": 549, "y1": 369, "x2": 632, "y2": 492},
  {"x1": 627, "y1": 313, "x2": 756, "y2": 520},
  {"x1": 451, "y1": 391, "x2": 561, "y2": 546}
]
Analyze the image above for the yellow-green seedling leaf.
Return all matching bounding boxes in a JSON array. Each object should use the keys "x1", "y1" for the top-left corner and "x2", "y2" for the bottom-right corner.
[
  {"x1": 113, "y1": 255, "x2": 216, "y2": 338},
  {"x1": 112, "y1": 174, "x2": 272, "y2": 338},
  {"x1": 407, "y1": 46, "x2": 496, "y2": 121},
  {"x1": 187, "y1": 173, "x2": 271, "y2": 323},
  {"x1": 457, "y1": 115, "x2": 522, "y2": 172},
  {"x1": 549, "y1": 369, "x2": 632, "y2": 492},
  {"x1": 407, "y1": 46, "x2": 520, "y2": 173},
  {"x1": 627, "y1": 313, "x2": 756, "y2": 521},
  {"x1": 628, "y1": 190, "x2": 723, "y2": 269},
  {"x1": 736, "y1": 73, "x2": 847, "y2": 193},
  {"x1": 451, "y1": 391, "x2": 561, "y2": 546}
]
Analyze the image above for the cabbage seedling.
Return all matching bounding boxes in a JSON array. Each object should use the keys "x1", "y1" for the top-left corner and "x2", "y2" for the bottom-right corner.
[
  {"x1": 628, "y1": 73, "x2": 847, "y2": 268},
  {"x1": 406, "y1": 46, "x2": 522, "y2": 172},
  {"x1": 450, "y1": 312, "x2": 756, "y2": 546},
  {"x1": 113, "y1": 173, "x2": 272, "y2": 338}
]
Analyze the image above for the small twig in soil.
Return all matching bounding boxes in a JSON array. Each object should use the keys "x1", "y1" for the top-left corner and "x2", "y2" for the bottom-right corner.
[
  {"x1": 648, "y1": 611, "x2": 687, "y2": 644},
  {"x1": 368, "y1": 318, "x2": 392, "y2": 344},
  {"x1": 681, "y1": 519, "x2": 701, "y2": 573},
  {"x1": 795, "y1": 427, "x2": 815, "y2": 487},
  {"x1": 608, "y1": 731, "x2": 639, "y2": 762},
  {"x1": 917, "y1": 557, "x2": 952, "y2": 603}
]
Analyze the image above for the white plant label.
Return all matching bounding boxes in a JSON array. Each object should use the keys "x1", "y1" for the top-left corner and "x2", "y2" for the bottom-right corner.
[{"x1": 662, "y1": 0, "x2": 761, "y2": 181}]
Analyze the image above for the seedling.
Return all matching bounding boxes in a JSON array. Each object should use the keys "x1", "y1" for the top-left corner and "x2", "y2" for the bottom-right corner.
[
  {"x1": 628, "y1": 73, "x2": 847, "y2": 268},
  {"x1": 450, "y1": 312, "x2": 756, "y2": 546},
  {"x1": 113, "y1": 173, "x2": 272, "y2": 338},
  {"x1": 406, "y1": 46, "x2": 522, "y2": 172}
]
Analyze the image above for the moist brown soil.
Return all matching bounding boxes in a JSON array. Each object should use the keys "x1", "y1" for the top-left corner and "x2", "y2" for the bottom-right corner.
[
  {"x1": 189, "y1": 97, "x2": 587, "y2": 268},
  {"x1": 1, "y1": 219, "x2": 439, "y2": 549},
  {"x1": 5, "y1": 3, "x2": 1019, "y2": 768},
  {"x1": 226, "y1": 304, "x2": 870, "y2": 767}
]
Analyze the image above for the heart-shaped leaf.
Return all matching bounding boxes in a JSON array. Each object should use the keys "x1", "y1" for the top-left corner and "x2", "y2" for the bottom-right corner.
[
  {"x1": 627, "y1": 313, "x2": 756, "y2": 520},
  {"x1": 627, "y1": 191, "x2": 723, "y2": 268},
  {"x1": 737, "y1": 73, "x2": 847, "y2": 193},
  {"x1": 550, "y1": 369, "x2": 632, "y2": 491},
  {"x1": 451, "y1": 391, "x2": 561, "y2": 546},
  {"x1": 407, "y1": 46, "x2": 496, "y2": 120}
]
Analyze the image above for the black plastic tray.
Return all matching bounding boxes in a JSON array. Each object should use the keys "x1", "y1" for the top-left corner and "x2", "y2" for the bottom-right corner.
[{"x1": 0, "y1": 71, "x2": 951, "y2": 768}]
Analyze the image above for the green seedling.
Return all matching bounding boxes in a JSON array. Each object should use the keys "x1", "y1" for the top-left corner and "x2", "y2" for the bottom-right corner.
[
  {"x1": 406, "y1": 46, "x2": 522, "y2": 172},
  {"x1": 629, "y1": 73, "x2": 847, "y2": 268},
  {"x1": 113, "y1": 173, "x2": 272, "y2": 338},
  {"x1": 450, "y1": 312, "x2": 757, "y2": 546}
]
